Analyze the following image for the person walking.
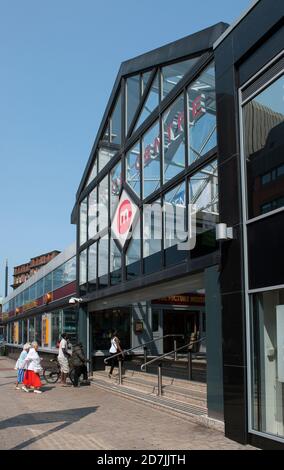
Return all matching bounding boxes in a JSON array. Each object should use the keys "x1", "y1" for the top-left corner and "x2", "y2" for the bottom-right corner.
[
  {"x1": 58, "y1": 333, "x2": 71, "y2": 386},
  {"x1": 108, "y1": 330, "x2": 124, "y2": 378},
  {"x1": 14, "y1": 343, "x2": 31, "y2": 390},
  {"x1": 69, "y1": 342, "x2": 90, "y2": 387},
  {"x1": 22, "y1": 341, "x2": 43, "y2": 393}
]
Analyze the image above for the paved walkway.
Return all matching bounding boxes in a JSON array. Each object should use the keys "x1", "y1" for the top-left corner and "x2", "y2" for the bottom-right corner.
[{"x1": 0, "y1": 357, "x2": 255, "y2": 450}]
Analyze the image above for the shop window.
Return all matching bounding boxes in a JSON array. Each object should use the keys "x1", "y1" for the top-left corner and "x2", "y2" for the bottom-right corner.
[
  {"x1": 189, "y1": 160, "x2": 218, "y2": 258},
  {"x1": 110, "y1": 239, "x2": 122, "y2": 285},
  {"x1": 35, "y1": 316, "x2": 42, "y2": 347},
  {"x1": 88, "y1": 242, "x2": 97, "y2": 292},
  {"x1": 126, "y1": 142, "x2": 141, "y2": 197},
  {"x1": 79, "y1": 249, "x2": 87, "y2": 286},
  {"x1": 251, "y1": 289, "x2": 284, "y2": 439},
  {"x1": 63, "y1": 309, "x2": 77, "y2": 345},
  {"x1": 28, "y1": 318, "x2": 35, "y2": 343},
  {"x1": 188, "y1": 62, "x2": 216, "y2": 164},
  {"x1": 80, "y1": 198, "x2": 88, "y2": 246},
  {"x1": 110, "y1": 92, "x2": 122, "y2": 145},
  {"x1": 134, "y1": 74, "x2": 159, "y2": 132},
  {"x1": 161, "y1": 57, "x2": 199, "y2": 99},
  {"x1": 110, "y1": 161, "x2": 122, "y2": 217},
  {"x1": 88, "y1": 187, "x2": 98, "y2": 240},
  {"x1": 162, "y1": 94, "x2": 185, "y2": 182},
  {"x1": 23, "y1": 320, "x2": 28, "y2": 344},
  {"x1": 51, "y1": 311, "x2": 62, "y2": 348},
  {"x1": 142, "y1": 121, "x2": 161, "y2": 198},
  {"x1": 98, "y1": 175, "x2": 109, "y2": 232},
  {"x1": 92, "y1": 308, "x2": 131, "y2": 351},
  {"x1": 126, "y1": 74, "x2": 141, "y2": 134},
  {"x1": 243, "y1": 74, "x2": 284, "y2": 219},
  {"x1": 98, "y1": 234, "x2": 109, "y2": 288}
]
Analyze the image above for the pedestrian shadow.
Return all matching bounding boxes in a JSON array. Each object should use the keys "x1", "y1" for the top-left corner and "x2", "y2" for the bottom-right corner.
[{"x1": 0, "y1": 406, "x2": 99, "y2": 450}]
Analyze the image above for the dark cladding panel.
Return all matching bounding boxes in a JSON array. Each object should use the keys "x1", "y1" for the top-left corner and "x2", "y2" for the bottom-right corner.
[{"x1": 247, "y1": 211, "x2": 284, "y2": 290}]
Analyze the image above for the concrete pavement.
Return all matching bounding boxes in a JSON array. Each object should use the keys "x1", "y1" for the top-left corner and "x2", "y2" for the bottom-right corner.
[{"x1": 0, "y1": 357, "x2": 255, "y2": 450}]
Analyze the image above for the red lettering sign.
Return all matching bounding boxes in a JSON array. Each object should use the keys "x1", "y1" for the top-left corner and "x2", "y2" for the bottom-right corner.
[{"x1": 118, "y1": 199, "x2": 132, "y2": 235}]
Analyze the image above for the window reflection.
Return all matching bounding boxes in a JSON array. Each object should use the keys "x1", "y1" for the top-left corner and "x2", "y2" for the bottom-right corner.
[
  {"x1": 79, "y1": 249, "x2": 87, "y2": 286},
  {"x1": 243, "y1": 74, "x2": 284, "y2": 219},
  {"x1": 110, "y1": 239, "x2": 121, "y2": 285},
  {"x1": 163, "y1": 95, "x2": 185, "y2": 182},
  {"x1": 134, "y1": 74, "x2": 159, "y2": 131},
  {"x1": 98, "y1": 175, "x2": 108, "y2": 232},
  {"x1": 110, "y1": 93, "x2": 121, "y2": 144},
  {"x1": 110, "y1": 161, "x2": 121, "y2": 217},
  {"x1": 188, "y1": 62, "x2": 216, "y2": 163},
  {"x1": 164, "y1": 182, "x2": 187, "y2": 250},
  {"x1": 126, "y1": 142, "x2": 141, "y2": 197},
  {"x1": 126, "y1": 219, "x2": 141, "y2": 279},
  {"x1": 80, "y1": 198, "x2": 88, "y2": 246},
  {"x1": 86, "y1": 157, "x2": 97, "y2": 187},
  {"x1": 126, "y1": 75, "x2": 140, "y2": 134},
  {"x1": 88, "y1": 242, "x2": 97, "y2": 291},
  {"x1": 88, "y1": 187, "x2": 97, "y2": 239},
  {"x1": 162, "y1": 57, "x2": 199, "y2": 99},
  {"x1": 98, "y1": 147, "x2": 116, "y2": 173},
  {"x1": 98, "y1": 234, "x2": 109, "y2": 287},
  {"x1": 142, "y1": 121, "x2": 161, "y2": 198},
  {"x1": 189, "y1": 160, "x2": 218, "y2": 235}
]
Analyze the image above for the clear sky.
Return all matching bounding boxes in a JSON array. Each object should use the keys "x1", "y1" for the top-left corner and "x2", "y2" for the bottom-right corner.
[{"x1": 0, "y1": 0, "x2": 251, "y2": 296}]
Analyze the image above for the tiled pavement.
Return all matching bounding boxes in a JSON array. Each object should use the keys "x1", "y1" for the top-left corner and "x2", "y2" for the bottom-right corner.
[{"x1": 0, "y1": 357, "x2": 256, "y2": 450}]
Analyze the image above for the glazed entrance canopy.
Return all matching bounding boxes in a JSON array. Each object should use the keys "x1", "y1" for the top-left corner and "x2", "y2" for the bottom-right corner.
[{"x1": 71, "y1": 21, "x2": 228, "y2": 219}]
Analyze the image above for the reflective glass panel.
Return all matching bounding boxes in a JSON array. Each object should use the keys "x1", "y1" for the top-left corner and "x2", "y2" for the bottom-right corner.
[
  {"x1": 63, "y1": 257, "x2": 76, "y2": 284},
  {"x1": 126, "y1": 75, "x2": 140, "y2": 133},
  {"x1": 98, "y1": 175, "x2": 108, "y2": 232},
  {"x1": 188, "y1": 62, "x2": 216, "y2": 163},
  {"x1": 142, "y1": 121, "x2": 161, "y2": 198},
  {"x1": 98, "y1": 234, "x2": 108, "y2": 287},
  {"x1": 110, "y1": 92, "x2": 121, "y2": 145},
  {"x1": 44, "y1": 273, "x2": 52, "y2": 293},
  {"x1": 251, "y1": 289, "x2": 284, "y2": 439},
  {"x1": 126, "y1": 142, "x2": 141, "y2": 197},
  {"x1": 51, "y1": 311, "x2": 62, "y2": 348},
  {"x1": 126, "y1": 219, "x2": 141, "y2": 279},
  {"x1": 164, "y1": 182, "x2": 186, "y2": 249},
  {"x1": 37, "y1": 278, "x2": 44, "y2": 298},
  {"x1": 243, "y1": 74, "x2": 284, "y2": 219},
  {"x1": 162, "y1": 57, "x2": 199, "y2": 99},
  {"x1": 28, "y1": 318, "x2": 35, "y2": 343},
  {"x1": 88, "y1": 242, "x2": 97, "y2": 289},
  {"x1": 163, "y1": 94, "x2": 185, "y2": 182},
  {"x1": 35, "y1": 316, "x2": 42, "y2": 347},
  {"x1": 53, "y1": 265, "x2": 64, "y2": 290},
  {"x1": 110, "y1": 239, "x2": 121, "y2": 285},
  {"x1": 189, "y1": 160, "x2": 218, "y2": 235},
  {"x1": 98, "y1": 147, "x2": 116, "y2": 173},
  {"x1": 143, "y1": 199, "x2": 162, "y2": 257},
  {"x1": 142, "y1": 71, "x2": 152, "y2": 94},
  {"x1": 134, "y1": 74, "x2": 159, "y2": 131},
  {"x1": 86, "y1": 157, "x2": 97, "y2": 187},
  {"x1": 63, "y1": 308, "x2": 77, "y2": 345},
  {"x1": 110, "y1": 161, "x2": 122, "y2": 217},
  {"x1": 88, "y1": 187, "x2": 98, "y2": 239},
  {"x1": 79, "y1": 249, "x2": 87, "y2": 286},
  {"x1": 80, "y1": 198, "x2": 88, "y2": 245}
]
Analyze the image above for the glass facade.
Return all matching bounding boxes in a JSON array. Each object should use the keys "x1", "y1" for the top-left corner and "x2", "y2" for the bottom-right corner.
[
  {"x1": 188, "y1": 62, "x2": 216, "y2": 164},
  {"x1": 126, "y1": 142, "x2": 140, "y2": 197},
  {"x1": 80, "y1": 198, "x2": 88, "y2": 246},
  {"x1": 143, "y1": 121, "x2": 161, "y2": 198},
  {"x1": 251, "y1": 289, "x2": 284, "y2": 439},
  {"x1": 243, "y1": 74, "x2": 284, "y2": 219},
  {"x1": 163, "y1": 94, "x2": 185, "y2": 182}
]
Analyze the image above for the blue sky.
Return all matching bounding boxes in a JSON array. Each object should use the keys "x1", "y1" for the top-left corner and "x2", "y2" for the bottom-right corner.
[{"x1": 0, "y1": 0, "x2": 251, "y2": 295}]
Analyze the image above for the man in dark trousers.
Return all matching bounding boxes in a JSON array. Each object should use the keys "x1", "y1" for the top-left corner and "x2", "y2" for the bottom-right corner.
[{"x1": 70, "y1": 342, "x2": 90, "y2": 387}]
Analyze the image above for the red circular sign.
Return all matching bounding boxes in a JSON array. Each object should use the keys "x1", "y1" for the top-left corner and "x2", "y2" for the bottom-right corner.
[{"x1": 118, "y1": 199, "x2": 132, "y2": 235}]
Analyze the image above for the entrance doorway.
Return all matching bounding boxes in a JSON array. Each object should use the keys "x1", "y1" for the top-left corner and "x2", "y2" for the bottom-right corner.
[{"x1": 163, "y1": 309, "x2": 200, "y2": 353}]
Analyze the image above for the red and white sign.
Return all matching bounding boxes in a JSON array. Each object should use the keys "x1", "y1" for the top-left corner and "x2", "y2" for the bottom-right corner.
[{"x1": 111, "y1": 189, "x2": 138, "y2": 248}]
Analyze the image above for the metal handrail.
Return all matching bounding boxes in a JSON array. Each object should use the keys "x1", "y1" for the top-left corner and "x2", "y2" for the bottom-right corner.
[
  {"x1": 141, "y1": 336, "x2": 206, "y2": 371},
  {"x1": 103, "y1": 334, "x2": 184, "y2": 364}
]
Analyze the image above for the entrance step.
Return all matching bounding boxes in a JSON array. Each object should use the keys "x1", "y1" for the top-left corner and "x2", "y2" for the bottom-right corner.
[
  {"x1": 90, "y1": 375, "x2": 224, "y2": 433},
  {"x1": 94, "y1": 369, "x2": 207, "y2": 408}
]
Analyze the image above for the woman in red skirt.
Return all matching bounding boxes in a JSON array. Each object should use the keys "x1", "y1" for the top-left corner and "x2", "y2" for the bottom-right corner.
[{"x1": 22, "y1": 341, "x2": 43, "y2": 394}]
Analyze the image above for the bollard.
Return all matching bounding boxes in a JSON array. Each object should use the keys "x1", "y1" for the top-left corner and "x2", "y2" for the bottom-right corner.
[
  {"x1": 143, "y1": 346, "x2": 147, "y2": 372},
  {"x1": 174, "y1": 339, "x2": 177, "y2": 361},
  {"x1": 157, "y1": 363, "x2": 162, "y2": 396},
  {"x1": 188, "y1": 351, "x2": 192, "y2": 381},
  {"x1": 118, "y1": 358, "x2": 122, "y2": 385}
]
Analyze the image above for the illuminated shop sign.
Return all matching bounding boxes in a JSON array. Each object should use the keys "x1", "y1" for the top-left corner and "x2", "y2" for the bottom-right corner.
[{"x1": 152, "y1": 293, "x2": 205, "y2": 306}]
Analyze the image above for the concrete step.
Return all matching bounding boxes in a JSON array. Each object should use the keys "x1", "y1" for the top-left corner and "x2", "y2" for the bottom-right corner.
[
  {"x1": 90, "y1": 377, "x2": 224, "y2": 433},
  {"x1": 92, "y1": 370, "x2": 207, "y2": 408},
  {"x1": 99, "y1": 368, "x2": 207, "y2": 391}
]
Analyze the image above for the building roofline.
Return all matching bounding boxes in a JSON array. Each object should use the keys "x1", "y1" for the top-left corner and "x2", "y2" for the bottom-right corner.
[
  {"x1": 72, "y1": 22, "x2": 228, "y2": 214},
  {"x1": 213, "y1": 0, "x2": 261, "y2": 49}
]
